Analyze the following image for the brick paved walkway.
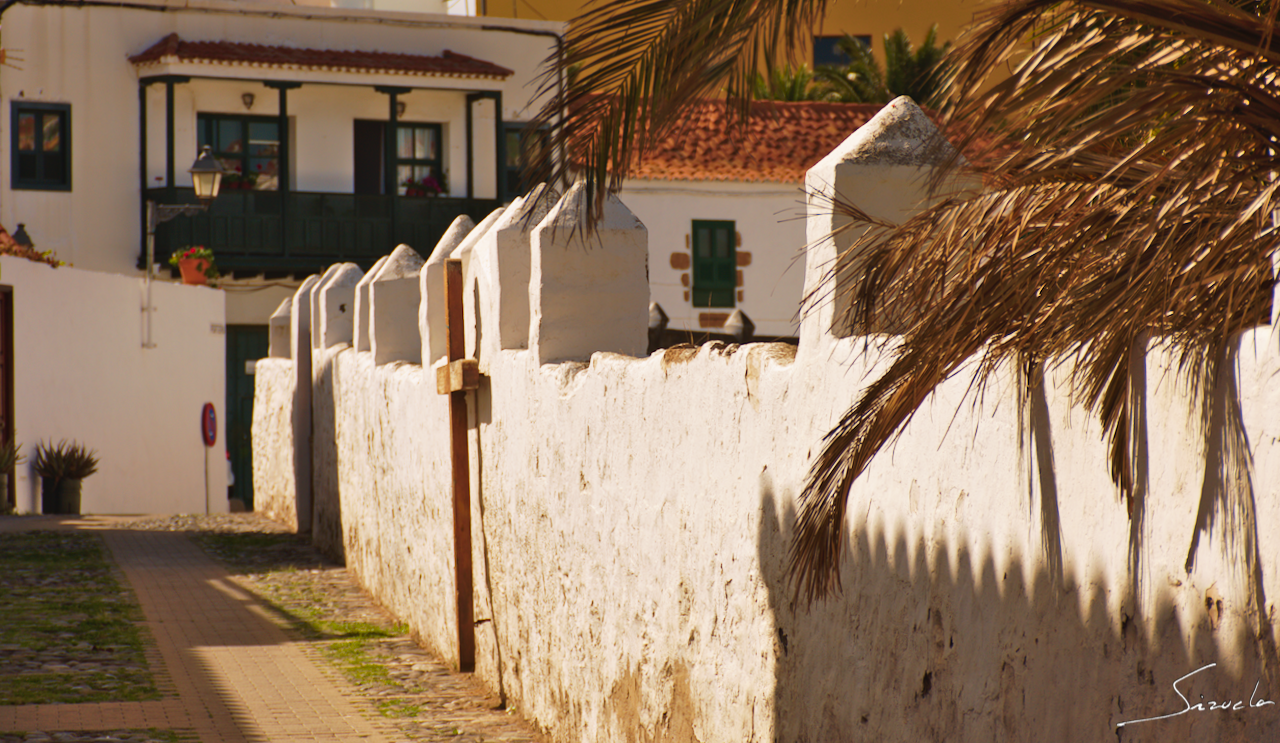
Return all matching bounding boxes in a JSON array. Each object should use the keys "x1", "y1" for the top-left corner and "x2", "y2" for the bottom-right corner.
[{"x1": 0, "y1": 520, "x2": 391, "y2": 742}]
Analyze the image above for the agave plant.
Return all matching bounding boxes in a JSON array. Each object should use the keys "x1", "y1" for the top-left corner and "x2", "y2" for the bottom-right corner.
[
  {"x1": 33, "y1": 440, "x2": 99, "y2": 483},
  {"x1": 0, "y1": 440, "x2": 23, "y2": 472}
]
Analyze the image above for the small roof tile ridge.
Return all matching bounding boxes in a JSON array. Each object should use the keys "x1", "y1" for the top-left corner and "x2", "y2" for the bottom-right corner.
[
  {"x1": 129, "y1": 34, "x2": 513, "y2": 79},
  {"x1": 624, "y1": 98, "x2": 888, "y2": 184}
]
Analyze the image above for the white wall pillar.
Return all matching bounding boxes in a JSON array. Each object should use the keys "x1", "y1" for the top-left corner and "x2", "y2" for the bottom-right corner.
[
  {"x1": 421, "y1": 215, "x2": 475, "y2": 366},
  {"x1": 290, "y1": 274, "x2": 320, "y2": 533},
  {"x1": 530, "y1": 182, "x2": 649, "y2": 364},
  {"x1": 371, "y1": 244, "x2": 426, "y2": 365},
  {"x1": 473, "y1": 183, "x2": 559, "y2": 355},
  {"x1": 268, "y1": 298, "x2": 291, "y2": 359},
  {"x1": 454, "y1": 206, "x2": 509, "y2": 362},
  {"x1": 354, "y1": 255, "x2": 390, "y2": 354},
  {"x1": 801, "y1": 96, "x2": 967, "y2": 357},
  {"x1": 320, "y1": 263, "x2": 363, "y2": 349},
  {"x1": 309, "y1": 264, "x2": 343, "y2": 350},
  {"x1": 451, "y1": 207, "x2": 506, "y2": 277}
]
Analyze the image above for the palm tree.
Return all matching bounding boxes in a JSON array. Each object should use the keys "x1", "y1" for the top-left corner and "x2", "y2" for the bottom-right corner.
[
  {"x1": 530, "y1": 0, "x2": 1279, "y2": 609},
  {"x1": 813, "y1": 27, "x2": 951, "y2": 107},
  {"x1": 751, "y1": 63, "x2": 827, "y2": 101}
]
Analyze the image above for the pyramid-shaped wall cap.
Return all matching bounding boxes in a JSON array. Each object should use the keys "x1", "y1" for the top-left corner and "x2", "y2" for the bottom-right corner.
[
  {"x1": 297, "y1": 273, "x2": 321, "y2": 294},
  {"x1": 270, "y1": 297, "x2": 292, "y2": 320},
  {"x1": 813, "y1": 96, "x2": 959, "y2": 170},
  {"x1": 358, "y1": 256, "x2": 389, "y2": 289},
  {"x1": 451, "y1": 207, "x2": 506, "y2": 260},
  {"x1": 495, "y1": 182, "x2": 559, "y2": 233},
  {"x1": 429, "y1": 215, "x2": 475, "y2": 263},
  {"x1": 539, "y1": 180, "x2": 643, "y2": 232},
  {"x1": 373, "y1": 244, "x2": 425, "y2": 281},
  {"x1": 323, "y1": 263, "x2": 363, "y2": 290}
]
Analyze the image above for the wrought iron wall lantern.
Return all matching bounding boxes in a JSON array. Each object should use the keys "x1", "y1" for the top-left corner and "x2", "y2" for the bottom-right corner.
[{"x1": 143, "y1": 146, "x2": 226, "y2": 348}]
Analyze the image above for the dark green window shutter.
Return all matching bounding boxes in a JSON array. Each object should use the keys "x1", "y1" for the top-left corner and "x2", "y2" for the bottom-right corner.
[
  {"x1": 691, "y1": 220, "x2": 735, "y2": 308},
  {"x1": 11, "y1": 102, "x2": 71, "y2": 191}
]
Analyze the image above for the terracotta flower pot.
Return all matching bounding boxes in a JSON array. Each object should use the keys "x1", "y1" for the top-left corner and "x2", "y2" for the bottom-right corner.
[{"x1": 178, "y1": 257, "x2": 210, "y2": 285}]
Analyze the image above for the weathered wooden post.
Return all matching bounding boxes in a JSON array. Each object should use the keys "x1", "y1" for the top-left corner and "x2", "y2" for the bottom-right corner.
[{"x1": 437, "y1": 257, "x2": 478, "y2": 672}]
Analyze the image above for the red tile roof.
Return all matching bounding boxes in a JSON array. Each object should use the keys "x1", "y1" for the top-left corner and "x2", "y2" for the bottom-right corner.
[
  {"x1": 130, "y1": 33, "x2": 513, "y2": 80},
  {"x1": 624, "y1": 100, "x2": 885, "y2": 183}
]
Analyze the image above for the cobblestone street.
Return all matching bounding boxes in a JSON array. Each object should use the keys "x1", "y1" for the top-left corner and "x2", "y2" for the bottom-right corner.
[{"x1": 0, "y1": 514, "x2": 548, "y2": 743}]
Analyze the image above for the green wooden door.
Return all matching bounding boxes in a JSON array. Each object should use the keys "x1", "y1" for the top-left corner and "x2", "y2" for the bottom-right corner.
[
  {"x1": 691, "y1": 220, "x2": 736, "y2": 307},
  {"x1": 226, "y1": 326, "x2": 269, "y2": 509}
]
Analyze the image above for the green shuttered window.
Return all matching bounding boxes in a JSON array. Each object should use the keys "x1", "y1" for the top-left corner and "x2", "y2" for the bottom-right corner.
[
  {"x1": 691, "y1": 220, "x2": 736, "y2": 308},
  {"x1": 12, "y1": 102, "x2": 71, "y2": 191}
]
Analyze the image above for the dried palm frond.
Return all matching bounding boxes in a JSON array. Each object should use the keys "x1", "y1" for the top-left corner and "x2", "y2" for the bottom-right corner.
[{"x1": 790, "y1": 0, "x2": 1279, "y2": 602}]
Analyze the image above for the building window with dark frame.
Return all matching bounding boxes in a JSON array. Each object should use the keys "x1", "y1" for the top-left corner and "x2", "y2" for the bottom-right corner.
[
  {"x1": 813, "y1": 34, "x2": 870, "y2": 67},
  {"x1": 396, "y1": 123, "x2": 444, "y2": 195},
  {"x1": 691, "y1": 220, "x2": 736, "y2": 308},
  {"x1": 504, "y1": 123, "x2": 548, "y2": 197},
  {"x1": 11, "y1": 102, "x2": 71, "y2": 191},
  {"x1": 197, "y1": 114, "x2": 280, "y2": 191}
]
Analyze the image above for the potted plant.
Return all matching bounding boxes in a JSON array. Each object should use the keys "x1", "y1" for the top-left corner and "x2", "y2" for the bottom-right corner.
[
  {"x1": 169, "y1": 245, "x2": 220, "y2": 285},
  {"x1": 420, "y1": 172, "x2": 446, "y2": 197},
  {"x1": 401, "y1": 172, "x2": 447, "y2": 197},
  {"x1": 33, "y1": 440, "x2": 99, "y2": 515},
  {"x1": 0, "y1": 440, "x2": 24, "y2": 514}
]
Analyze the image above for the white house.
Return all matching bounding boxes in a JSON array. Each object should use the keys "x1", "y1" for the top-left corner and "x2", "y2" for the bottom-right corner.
[
  {"x1": 619, "y1": 100, "x2": 882, "y2": 342},
  {"x1": 0, "y1": 0, "x2": 561, "y2": 511}
]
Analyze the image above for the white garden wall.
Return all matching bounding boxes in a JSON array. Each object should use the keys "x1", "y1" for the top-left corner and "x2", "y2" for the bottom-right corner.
[
  {"x1": 4, "y1": 257, "x2": 228, "y2": 514},
  {"x1": 254, "y1": 100, "x2": 1280, "y2": 741}
]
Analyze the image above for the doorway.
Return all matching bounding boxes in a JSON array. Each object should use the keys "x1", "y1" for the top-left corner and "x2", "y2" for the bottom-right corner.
[
  {"x1": 226, "y1": 325, "x2": 269, "y2": 509},
  {"x1": 0, "y1": 287, "x2": 13, "y2": 510}
]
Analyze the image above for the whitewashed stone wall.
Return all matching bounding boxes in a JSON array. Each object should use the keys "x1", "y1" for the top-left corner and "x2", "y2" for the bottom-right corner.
[
  {"x1": 251, "y1": 357, "x2": 297, "y2": 528},
  {"x1": 253, "y1": 100, "x2": 1280, "y2": 742}
]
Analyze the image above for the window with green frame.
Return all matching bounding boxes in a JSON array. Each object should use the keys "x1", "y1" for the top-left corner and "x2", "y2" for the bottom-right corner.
[
  {"x1": 396, "y1": 123, "x2": 443, "y2": 195},
  {"x1": 504, "y1": 123, "x2": 548, "y2": 197},
  {"x1": 12, "y1": 102, "x2": 71, "y2": 191},
  {"x1": 197, "y1": 114, "x2": 280, "y2": 190},
  {"x1": 691, "y1": 220, "x2": 736, "y2": 308}
]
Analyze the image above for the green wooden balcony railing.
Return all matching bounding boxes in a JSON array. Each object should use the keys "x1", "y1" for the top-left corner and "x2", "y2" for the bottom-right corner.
[{"x1": 146, "y1": 188, "x2": 500, "y2": 275}]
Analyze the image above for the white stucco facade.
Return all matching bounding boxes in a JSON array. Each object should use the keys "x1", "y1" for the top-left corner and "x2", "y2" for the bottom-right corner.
[
  {"x1": 1, "y1": 0, "x2": 560, "y2": 301},
  {"x1": 3, "y1": 256, "x2": 227, "y2": 514},
  {"x1": 1, "y1": 0, "x2": 559, "y2": 511},
  {"x1": 622, "y1": 180, "x2": 808, "y2": 340}
]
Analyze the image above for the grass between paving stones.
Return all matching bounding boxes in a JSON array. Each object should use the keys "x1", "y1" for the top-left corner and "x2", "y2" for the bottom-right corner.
[
  {"x1": 190, "y1": 532, "x2": 409, "y2": 713},
  {"x1": 0, "y1": 531, "x2": 158, "y2": 705}
]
